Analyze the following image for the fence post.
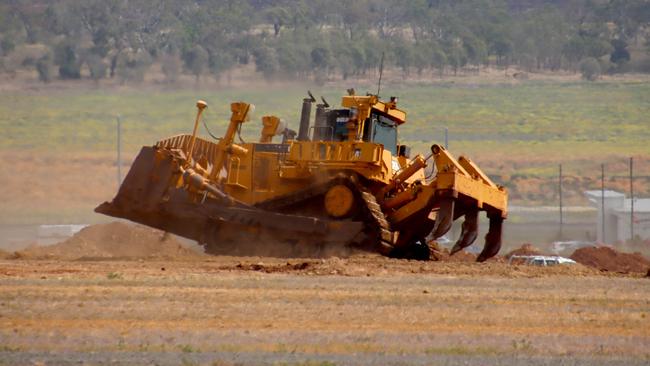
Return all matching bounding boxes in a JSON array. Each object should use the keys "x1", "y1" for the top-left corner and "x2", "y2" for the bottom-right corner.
[
  {"x1": 559, "y1": 164, "x2": 563, "y2": 238},
  {"x1": 444, "y1": 127, "x2": 448, "y2": 150},
  {"x1": 601, "y1": 163, "x2": 605, "y2": 243},
  {"x1": 630, "y1": 157, "x2": 634, "y2": 242},
  {"x1": 117, "y1": 115, "x2": 122, "y2": 187}
]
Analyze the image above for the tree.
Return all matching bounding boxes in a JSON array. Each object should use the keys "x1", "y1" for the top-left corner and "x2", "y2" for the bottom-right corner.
[
  {"x1": 275, "y1": 36, "x2": 310, "y2": 77},
  {"x1": 116, "y1": 49, "x2": 152, "y2": 84},
  {"x1": 208, "y1": 50, "x2": 235, "y2": 83},
  {"x1": 54, "y1": 41, "x2": 81, "y2": 79},
  {"x1": 161, "y1": 53, "x2": 181, "y2": 83},
  {"x1": 610, "y1": 39, "x2": 630, "y2": 69},
  {"x1": 252, "y1": 46, "x2": 279, "y2": 80},
  {"x1": 431, "y1": 46, "x2": 447, "y2": 77},
  {"x1": 462, "y1": 35, "x2": 488, "y2": 72},
  {"x1": 35, "y1": 52, "x2": 53, "y2": 83},
  {"x1": 311, "y1": 46, "x2": 331, "y2": 84},
  {"x1": 86, "y1": 54, "x2": 107, "y2": 83},
  {"x1": 1, "y1": 0, "x2": 649, "y2": 82},
  {"x1": 446, "y1": 40, "x2": 467, "y2": 75},
  {"x1": 580, "y1": 58, "x2": 601, "y2": 81},
  {"x1": 310, "y1": 47, "x2": 331, "y2": 71},
  {"x1": 491, "y1": 36, "x2": 513, "y2": 68},
  {"x1": 0, "y1": 36, "x2": 15, "y2": 57},
  {"x1": 183, "y1": 45, "x2": 209, "y2": 82},
  {"x1": 411, "y1": 44, "x2": 430, "y2": 76},
  {"x1": 394, "y1": 42, "x2": 414, "y2": 77},
  {"x1": 264, "y1": 6, "x2": 289, "y2": 37}
]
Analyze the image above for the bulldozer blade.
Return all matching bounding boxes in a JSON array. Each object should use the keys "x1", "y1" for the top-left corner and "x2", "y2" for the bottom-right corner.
[
  {"x1": 476, "y1": 215, "x2": 503, "y2": 262},
  {"x1": 430, "y1": 198, "x2": 454, "y2": 239},
  {"x1": 450, "y1": 208, "x2": 478, "y2": 255},
  {"x1": 96, "y1": 146, "x2": 363, "y2": 254}
]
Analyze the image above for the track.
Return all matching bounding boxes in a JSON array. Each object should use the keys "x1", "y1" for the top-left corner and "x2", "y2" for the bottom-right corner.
[{"x1": 255, "y1": 173, "x2": 397, "y2": 255}]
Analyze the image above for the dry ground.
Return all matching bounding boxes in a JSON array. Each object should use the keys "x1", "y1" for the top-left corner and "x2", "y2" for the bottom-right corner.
[{"x1": 0, "y1": 256, "x2": 649, "y2": 365}]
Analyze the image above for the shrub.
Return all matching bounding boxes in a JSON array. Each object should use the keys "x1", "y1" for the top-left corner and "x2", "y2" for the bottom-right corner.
[
  {"x1": 116, "y1": 49, "x2": 152, "y2": 84},
  {"x1": 182, "y1": 45, "x2": 208, "y2": 82},
  {"x1": 54, "y1": 41, "x2": 81, "y2": 79},
  {"x1": 35, "y1": 53, "x2": 54, "y2": 83},
  {"x1": 0, "y1": 37, "x2": 15, "y2": 56},
  {"x1": 579, "y1": 57, "x2": 601, "y2": 81},
  {"x1": 86, "y1": 54, "x2": 107, "y2": 82},
  {"x1": 609, "y1": 39, "x2": 630, "y2": 66}
]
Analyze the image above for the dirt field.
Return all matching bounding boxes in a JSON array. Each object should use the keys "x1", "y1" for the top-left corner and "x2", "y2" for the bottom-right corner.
[{"x1": 1, "y1": 250, "x2": 649, "y2": 366}]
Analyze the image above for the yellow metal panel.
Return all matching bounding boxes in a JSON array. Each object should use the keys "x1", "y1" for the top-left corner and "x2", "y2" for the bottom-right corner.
[
  {"x1": 340, "y1": 95, "x2": 407, "y2": 124},
  {"x1": 435, "y1": 171, "x2": 508, "y2": 216},
  {"x1": 458, "y1": 156, "x2": 498, "y2": 188},
  {"x1": 387, "y1": 185, "x2": 436, "y2": 224}
]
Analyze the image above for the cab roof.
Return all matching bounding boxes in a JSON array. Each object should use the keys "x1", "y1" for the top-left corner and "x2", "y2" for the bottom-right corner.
[{"x1": 341, "y1": 95, "x2": 406, "y2": 125}]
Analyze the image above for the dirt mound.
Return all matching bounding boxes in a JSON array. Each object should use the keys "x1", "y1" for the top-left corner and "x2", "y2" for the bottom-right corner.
[
  {"x1": 426, "y1": 241, "x2": 505, "y2": 263},
  {"x1": 505, "y1": 243, "x2": 542, "y2": 258},
  {"x1": 213, "y1": 254, "x2": 594, "y2": 277},
  {"x1": 0, "y1": 249, "x2": 12, "y2": 259},
  {"x1": 15, "y1": 222, "x2": 202, "y2": 260},
  {"x1": 431, "y1": 247, "x2": 477, "y2": 262},
  {"x1": 570, "y1": 246, "x2": 650, "y2": 273}
]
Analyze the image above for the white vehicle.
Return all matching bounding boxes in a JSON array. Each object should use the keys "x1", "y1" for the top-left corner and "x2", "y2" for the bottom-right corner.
[{"x1": 508, "y1": 255, "x2": 576, "y2": 266}]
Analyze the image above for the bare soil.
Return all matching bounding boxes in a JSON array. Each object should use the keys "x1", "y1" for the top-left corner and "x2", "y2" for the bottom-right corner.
[
  {"x1": 1, "y1": 223, "x2": 649, "y2": 365},
  {"x1": 0, "y1": 257, "x2": 649, "y2": 365}
]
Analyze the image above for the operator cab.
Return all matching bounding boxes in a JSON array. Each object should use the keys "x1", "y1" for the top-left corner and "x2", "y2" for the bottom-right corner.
[
  {"x1": 320, "y1": 109, "x2": 398, "y2": 155},
  {"x1": 308, "y1": 93, "x2": 405, "y2": 157}
]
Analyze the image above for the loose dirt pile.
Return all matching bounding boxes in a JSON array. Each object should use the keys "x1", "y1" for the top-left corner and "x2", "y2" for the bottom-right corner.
[
  {"x1": 430, "y1": 247, "x2": 478, "y2": 262},
  {"x1": 505, "y1": 243, "x2": 542, "y2": 258},
  {"x1": 570, "y1": 246, "x2": 650, "y2": 273},
  {"x1": 426, "y1": 241, "x2": 508, "y2": 263},
  {"x1": 206, "y1": 254, "x2": 595, "y2": 277},
  {"x1": 15, "y1": 222, "x2": 202, "y2": 260}
]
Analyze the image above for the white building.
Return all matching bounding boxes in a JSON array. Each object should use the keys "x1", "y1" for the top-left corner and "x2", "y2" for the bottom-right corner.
[{"x1": 585, "y1": 190, "x2": 650, "y2": 243}]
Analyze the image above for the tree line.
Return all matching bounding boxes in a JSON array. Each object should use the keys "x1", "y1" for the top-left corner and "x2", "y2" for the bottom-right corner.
[{"x1": 0, "y1": 0, "x2": 648, "y2": 84}]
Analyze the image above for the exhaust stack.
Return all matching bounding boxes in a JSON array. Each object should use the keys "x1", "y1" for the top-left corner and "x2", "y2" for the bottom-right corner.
[
  {"x1": 298, "y1": 91, "x2": 316, "y2": 141},
  {"x1": 313, "y1": 97, "x2": 330, "y2": 141}
]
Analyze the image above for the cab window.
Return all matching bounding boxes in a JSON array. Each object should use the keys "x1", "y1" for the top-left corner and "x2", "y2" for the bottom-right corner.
[{"x1": 367, "y1": 113, "x2": 397, "y2": 155}]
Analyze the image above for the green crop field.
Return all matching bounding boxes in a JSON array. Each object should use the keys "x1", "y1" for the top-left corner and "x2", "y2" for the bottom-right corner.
[
  {"x1": 2, "y1": 81, "x2": 648, "y2": 158},
  {"x1": 0, "y1": 80, "x2": 648, "y2": 223}
]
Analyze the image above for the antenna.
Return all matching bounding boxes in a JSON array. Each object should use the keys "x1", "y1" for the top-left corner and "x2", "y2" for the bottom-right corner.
[{"x1": 376, "y1": 52, "x2": 385, "y2": 96}]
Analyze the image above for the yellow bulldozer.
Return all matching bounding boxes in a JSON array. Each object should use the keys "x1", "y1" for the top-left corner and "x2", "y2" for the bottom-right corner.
[{"x1": 96, "y1": 90, "x2": 508, "y2": 261}]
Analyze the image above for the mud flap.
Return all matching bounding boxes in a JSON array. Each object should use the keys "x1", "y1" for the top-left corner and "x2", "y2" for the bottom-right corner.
[
  {"x1": 430, "y1": 198, "x2": 454, "y2": 239},
  {"x1": 450, "y1": 208, "x2": 478, "y2": 255},
  {"x1": 476, "y1": 215, "x2": 503, "y2": 262}
]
